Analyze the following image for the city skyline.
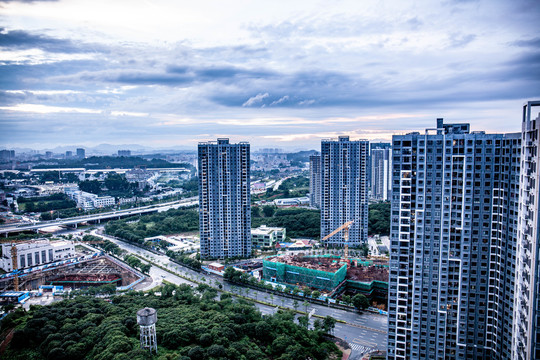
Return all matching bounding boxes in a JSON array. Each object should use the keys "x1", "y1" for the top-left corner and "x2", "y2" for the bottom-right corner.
[{"x1": 1, "y1": 0, "x2": 539, "y2": 149}]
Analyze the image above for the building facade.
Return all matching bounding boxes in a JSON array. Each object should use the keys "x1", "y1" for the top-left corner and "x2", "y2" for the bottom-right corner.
[
  {"x1": 512, "y1": 101, "x2": 540, "y2": 360},
  {"x1": 251, "y1": 225, "x2": 286, "y2": 248},
  {"x1": 320, "y1": 136, "x2": 368, "y2": 246},
  {"x1": 64, "y1": 186, "x2": 115, "y2": 210},
  {"x1": 198, "y1": 139, "x2": 251, "y2": 259},
  {"x1": 76, "y1": 148, "x2": 85, "y2": 159},
  {"x1": 0, "y1": 150, "x2": 15, "y2": 162},
  {"x1": 0, "y1": 240, "x2": 75, "y2": 272},
  {"x1": 309, "y1": 154, "x2": 321, "y2": 208},
  {"x1": 118, "y1": 150, "x2": 131, "y2": 156},
  {"x1": 370, "y1": 146, "x2": 392, "y2": 201},
  {"x1": 387, "y1": 118, "x2": 523, "y2": 360}
]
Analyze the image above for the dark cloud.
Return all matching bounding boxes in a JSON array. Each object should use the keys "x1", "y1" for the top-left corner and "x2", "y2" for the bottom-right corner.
[
  {"x1": 166, "y1": 65, "x2": 190, "y2": 74},
  {"x1": 0, "y1": 60, "x2": 103, "y2": 90},
  {"x1": 112, "y1": 72, "x2": 194, "y2": 86},
  {"x1": 0, "y1": 28, "x2": 106, "y2": 53},
  {"x1": 80, "y1": 64, "x2": 277, "y2": 87},
  {"x1": 511, "y1": 37, "x2": 540, "y2": 48},
  {"x1": 195, "y1": 66, "x2": 275, "y2": 79}
]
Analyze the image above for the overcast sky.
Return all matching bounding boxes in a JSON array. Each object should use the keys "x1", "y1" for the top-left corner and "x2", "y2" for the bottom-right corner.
[{"x1": 1, "y1": 0, "x2": 539, "y2": 151}]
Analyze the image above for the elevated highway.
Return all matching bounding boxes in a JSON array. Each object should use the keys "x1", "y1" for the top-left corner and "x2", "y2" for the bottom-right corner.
[{"x1": 0, "y1": 197, "x2": 198, "y2": 236}]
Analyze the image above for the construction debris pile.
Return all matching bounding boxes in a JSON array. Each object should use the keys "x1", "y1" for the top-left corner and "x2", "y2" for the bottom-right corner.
[
  {"x1": 347, "y1": 265, "x2": 389, "y2": 282},
  {"x1": 267, "y1": 255, "x2": 344, "y2": 273}
]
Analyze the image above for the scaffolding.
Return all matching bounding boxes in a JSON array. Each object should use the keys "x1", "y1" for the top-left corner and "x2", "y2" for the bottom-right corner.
[
  {"x1": 346, "y1": 279, "x2": 388, "y2": 296},
  {"x1": 263, "y1": 255, "x2": 347, "y2": 291}
]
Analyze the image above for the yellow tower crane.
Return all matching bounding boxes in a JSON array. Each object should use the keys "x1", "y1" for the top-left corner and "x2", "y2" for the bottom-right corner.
[
  {"x1": 10, "y1": 244, "x2": 19, "y2": 291},
  {"x1": 321, "y1": 220, "x2": 354, "y2": 264},
  {"x1": 5, "y1": 240, "x2": 32, "y2": 291}
]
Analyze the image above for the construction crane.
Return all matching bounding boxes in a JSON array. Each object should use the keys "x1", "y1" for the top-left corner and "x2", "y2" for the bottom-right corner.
[
  {"x1": 321, "y1": 220, "x2": 354, "y2": 263},
  {"x1": 11, "y1": 244, "x2": 19, "y2": 291},
  {"x1": 5, "y1": 240, "x2": 34, "y2": 291}
]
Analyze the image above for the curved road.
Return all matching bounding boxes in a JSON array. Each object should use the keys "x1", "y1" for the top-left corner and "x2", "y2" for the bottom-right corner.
[{"x1": 91, "y1": 229, "x2": 388, "y2": 359}]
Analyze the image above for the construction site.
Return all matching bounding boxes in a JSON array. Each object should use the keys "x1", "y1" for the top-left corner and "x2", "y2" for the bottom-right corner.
[
  {"x1": 263, "y1": 254, "x2": 348, "y2": 291},
  {"x1": 263, "y1": 254, "x2": 389, "y2": 305},
  {"x1": 0, "y1": 254, "x2": 144, "y2": 293}
]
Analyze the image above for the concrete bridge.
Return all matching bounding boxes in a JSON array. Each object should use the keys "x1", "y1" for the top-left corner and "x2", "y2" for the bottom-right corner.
[{"x1": 0, "y1": 197, "x2": 198, "y2": 236}]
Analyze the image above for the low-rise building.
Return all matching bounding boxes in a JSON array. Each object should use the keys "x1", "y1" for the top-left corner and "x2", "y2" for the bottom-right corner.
[
  {"x1": 251, "y1": 225, "x2": 286, "y2": 248},
  {"x1": 273, "y1": 196, "x2": 310, "y2": 207},
  {"x1": 63, "y1": 185, "x2": 115, "y2": 210},
  {"x1": 0, "y1": 239, "x2": 75, "y2": 272}
]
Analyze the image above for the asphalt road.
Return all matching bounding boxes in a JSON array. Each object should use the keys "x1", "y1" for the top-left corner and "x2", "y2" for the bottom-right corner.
[{"x1": 92, "y1": 229, "x2": 388, "y2": 359}]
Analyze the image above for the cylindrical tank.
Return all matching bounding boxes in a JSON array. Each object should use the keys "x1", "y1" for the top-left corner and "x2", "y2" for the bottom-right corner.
[{"x1": 137, "y1": 307, "x2": 157, "y2": 326}]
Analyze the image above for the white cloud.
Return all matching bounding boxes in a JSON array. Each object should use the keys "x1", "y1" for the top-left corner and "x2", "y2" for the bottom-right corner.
[
  {"x1": 0, "y1": 49, "x2": 94, "y2": 65},
  {"x1": 0, "y1": 104, "x2": 101, "y2": 114},
  {"x1": 110, "y1": 111, "x2": 148, "y2": 117},
  {"x1": 242, "y1": 92, "x2": 269, "y2": 107},
  {"x1": 270, "y1": 95, "x2": 289, "y2": 106}
]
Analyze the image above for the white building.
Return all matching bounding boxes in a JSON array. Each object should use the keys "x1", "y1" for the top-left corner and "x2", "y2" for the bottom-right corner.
[
  {"x1": 63, "y1": 185, "x2": 115, "y2": 210},
  {"x1": 0, "y1": 239, "x2": 76, "y2": 271},
  {"x1": 251, "y1": 225, "x2": 286, "y2": 248}
]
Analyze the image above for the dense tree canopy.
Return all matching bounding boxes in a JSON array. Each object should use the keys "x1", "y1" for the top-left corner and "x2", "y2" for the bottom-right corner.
[
  {"x1": 32, "y1": 156, "x2": 194, "y2": 170},
  {"x1": 105, "y1": 208, "x2": 199, "y2": 245},
  {"x1": 368, "y1": 202, "x2": 390, "y2": 236},
  {"x1": 352, "y1": 294, "x2": 370, "y2": 310},
  {"x1": 18, "y1": 193, "x2": 76, "y2": 213},
  {"x1": 252, "y1": 208, "x2": 320, "y2": 239},
  {"x1": 79, "y1": 180, "x2": 103, "y2": 195},
  {"x1": 2, "y1": 284, "x2": 341, "y2": 360}
]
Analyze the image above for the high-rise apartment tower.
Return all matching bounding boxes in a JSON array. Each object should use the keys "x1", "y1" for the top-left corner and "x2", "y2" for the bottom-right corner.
[
  {"x1": 198, "y1": 138, "x2": 251, "y2": 259},
  {"x1": 76, "y1": 148, "x2": 85, "y2": 159},
  {"x1": 370, "y1": 145, "x2": 392, "y2": 201},
  {"x1": 320, "y1": 136, "x2": 368, "y2": 246},
  {"x1": 309, "y1": 154, "x2": 321, "y2": 208},
  {"x1": 512, "y1": 101, "x2": 540, "y2": 360},
  {"x1": 387, "y1": 118, "x2": 523, "y2": 360}
]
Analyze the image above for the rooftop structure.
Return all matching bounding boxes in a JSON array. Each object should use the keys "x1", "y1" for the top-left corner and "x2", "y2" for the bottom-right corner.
[{"x1": 0, "y1": 291, "x2": 29, "y2": 304}]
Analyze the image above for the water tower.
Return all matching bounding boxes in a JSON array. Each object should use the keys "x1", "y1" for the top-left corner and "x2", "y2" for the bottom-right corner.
[{"x1": 137, "y1": 307, "x2": 157, "y2": 353}]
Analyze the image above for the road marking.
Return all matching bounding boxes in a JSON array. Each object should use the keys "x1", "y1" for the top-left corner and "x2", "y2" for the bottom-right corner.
[
  {"x1": 345, "y1": 322, "x2": 387, "y2": 334},
  {"x1": 349, "y1": 343, "x2": 374, "y2": 355},
  {"x1": 352, "y1": 338, "x2": 377, "y2": 348}
]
